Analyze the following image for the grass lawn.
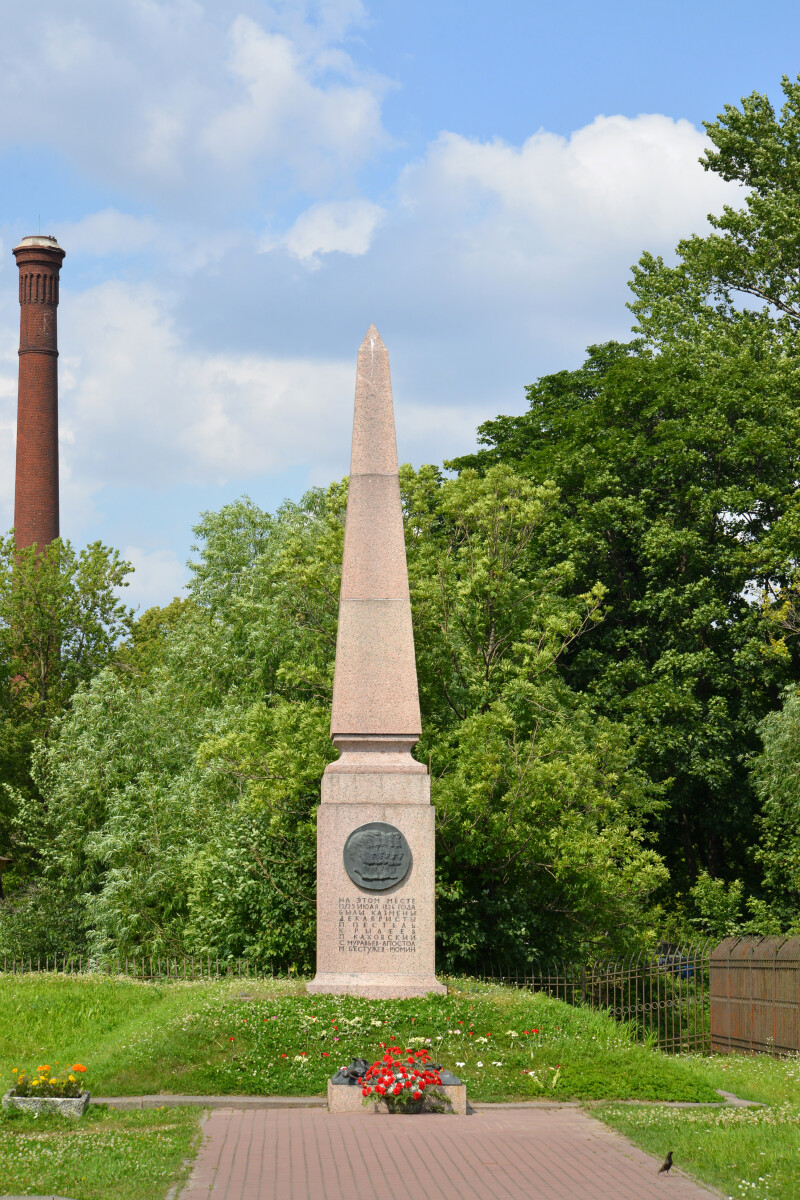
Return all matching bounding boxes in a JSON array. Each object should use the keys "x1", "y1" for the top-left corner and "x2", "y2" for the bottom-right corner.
[
  {"x1": 594, "y1": 1053, "x2": 800, "y2": 1200},
  {"x1": 4, "y1": 973, "x2": 799, "y2": 1200},
  {"x1": 0, "y1": 1103, "x2": 201, "y2": 1200},
  {"x1": 0, "y1": 971, "x2": 721, "y2": 1102}
]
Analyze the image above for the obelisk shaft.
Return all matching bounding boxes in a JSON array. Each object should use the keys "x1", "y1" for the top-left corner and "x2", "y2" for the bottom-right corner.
[
  {"x1": 308, "y1": 326, "x2": 445, "y2": 998},
  {"x1": 330, "y1": 325, "x2": 421, "y2": 746}
]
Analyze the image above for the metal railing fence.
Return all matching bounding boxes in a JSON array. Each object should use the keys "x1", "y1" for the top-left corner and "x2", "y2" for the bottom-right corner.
[
  {"x1": 464, "y1": 942, "x2": 714, "y2": 1053},
  {"x1": 0, "y1": 955, "x2": 293, "y2": 981}
]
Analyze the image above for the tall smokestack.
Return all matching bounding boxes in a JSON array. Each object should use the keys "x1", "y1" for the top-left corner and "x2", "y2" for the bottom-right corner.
[{"x1": 12, "y1": 234, "x2": 65, "y2": 549}]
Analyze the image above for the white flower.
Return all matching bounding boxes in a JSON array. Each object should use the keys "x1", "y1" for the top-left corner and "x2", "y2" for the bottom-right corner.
[
  {"x1": 492, "y1": 1061, "x2": 503, "y2": 1066},
  {"x1": 476, "y1": 1061, "x2": 484, "y2": 1067},
  {"x1": 456, "y1": 1062, "x2": 466, "y2": 1067},
  {"x1": 370, "y1": 1018, "x2": 383, "y2": 1026}
]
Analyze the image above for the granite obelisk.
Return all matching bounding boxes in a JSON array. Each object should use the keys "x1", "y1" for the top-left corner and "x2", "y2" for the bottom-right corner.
[{"x1": 308, "y1": 326, "x2": 446, "y2": 998}]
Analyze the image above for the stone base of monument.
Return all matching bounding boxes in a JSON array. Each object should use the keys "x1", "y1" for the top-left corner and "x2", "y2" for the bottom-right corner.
[
  {"x1": 309, "y1": 792, "x2": 447, "y2": 999},
  {"x1": 308, "y1": 971, "x2": 445, "y2": 999},
  {"x1": 327, "y1": 1079, "x2": 467, "y2": 1116}
]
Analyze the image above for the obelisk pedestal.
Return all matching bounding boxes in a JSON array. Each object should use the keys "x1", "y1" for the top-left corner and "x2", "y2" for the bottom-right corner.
[{"x1": 308, "y1": 326, "x2": 446, "y2": 999}]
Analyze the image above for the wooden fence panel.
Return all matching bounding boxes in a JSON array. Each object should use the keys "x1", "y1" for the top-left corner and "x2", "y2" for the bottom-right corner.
[{"x1": 710, "y1": 935, "x2": 800, "y2": 1055}]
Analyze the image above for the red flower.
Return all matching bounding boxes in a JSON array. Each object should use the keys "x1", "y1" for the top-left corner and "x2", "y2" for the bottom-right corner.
[
  {"x1": 533, "y1": 1028, "x2": 539, "y2": 1034},
  {"x1": 413, "y1": 1091, "x2": 422, "y2": 1100},
  {"x1": 362, "y1": 1088, "x2": 370, "y2": 1097},
  {"x1": 280, "y1": 1054, "x2": 287, "y2": 1058},
  {"x1": 322, "y1": 1052, "x2": 330, "y2": 1057},
  {"x1": 393, "y1": 1085, "x2": 402, "y2": 1095},
  {"x1": 229, "y1": 1037, "x2": 235, "y2": 1042}
]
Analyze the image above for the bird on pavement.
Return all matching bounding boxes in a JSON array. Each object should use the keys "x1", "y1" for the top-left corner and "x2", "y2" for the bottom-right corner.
[{"x1": 658, "y1": 1151, "x2": 674, "y2": 1175}]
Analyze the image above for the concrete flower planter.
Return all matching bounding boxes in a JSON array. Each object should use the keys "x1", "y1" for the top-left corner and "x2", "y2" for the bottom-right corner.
[
  {"x1": 328, "y1": 1079, "x2": 466, "y2": 1115},
  {"x1": 2, "y1": 1089, "x2": 90, "y2": 1118}
]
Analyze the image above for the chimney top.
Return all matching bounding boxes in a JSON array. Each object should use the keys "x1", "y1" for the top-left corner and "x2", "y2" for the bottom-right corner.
[{"x1": 13, "y1": 234, "x2": 63, "y2": 254}]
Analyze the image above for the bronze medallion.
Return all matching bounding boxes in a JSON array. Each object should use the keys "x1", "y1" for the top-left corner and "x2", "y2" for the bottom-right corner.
[{"x1": 343, "y1": 822, "x2": 412, "y2": 891}]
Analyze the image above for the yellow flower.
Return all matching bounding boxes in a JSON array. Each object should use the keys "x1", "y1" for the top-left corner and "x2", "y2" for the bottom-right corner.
[
  {"x1": 11, "y1": 1068, "x2": 17, "y2": 1074},
  {"x1": 68, "y1": 1075, "x2": 76, "y2": 1082},
  {"x1": 31, "y1": 1080, "x2": 39, "y2": 1087}
]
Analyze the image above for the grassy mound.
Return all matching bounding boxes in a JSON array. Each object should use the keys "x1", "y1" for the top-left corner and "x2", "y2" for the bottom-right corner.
[{"x1": 0, "y1": 973, "x2": 720, "y2": 1102}]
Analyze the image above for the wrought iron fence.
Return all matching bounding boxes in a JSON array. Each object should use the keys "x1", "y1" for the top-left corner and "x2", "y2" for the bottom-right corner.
[
  {"x1": 464, "y1": 942, "x2": 715, "y2": 1053},
  {"x1": 0, "y1": 943, "x2": 714, "y2": 1053},
  {"x1": 0, "y1": 955, "x2": 291, "y2": 981}
]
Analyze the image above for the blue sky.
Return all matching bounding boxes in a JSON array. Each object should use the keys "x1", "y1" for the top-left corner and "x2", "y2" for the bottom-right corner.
[{"x1": 0, "y1": 0, "x2": 796, "y2": 611}]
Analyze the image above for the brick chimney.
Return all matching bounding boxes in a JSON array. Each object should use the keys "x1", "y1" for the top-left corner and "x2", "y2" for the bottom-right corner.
[{"x1": 12, "y1": 234, "x2": 65, "y2": 549}]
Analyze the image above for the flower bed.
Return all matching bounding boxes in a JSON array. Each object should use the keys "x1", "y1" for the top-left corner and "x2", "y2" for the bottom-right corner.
[
  {"x1": 360, "y1": 1047, "x2": 452, "y2": 1113},
  {"x1": 2, "y1": 1062, "x2": 89, "y2": 1118}
]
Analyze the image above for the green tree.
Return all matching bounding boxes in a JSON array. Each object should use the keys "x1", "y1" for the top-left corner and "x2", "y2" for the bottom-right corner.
[
  {"x1": 0, "y1": 536, "x2": 132, "y2": 864},
  {"x1": 13, "y1": 476, "x2": 667, "y2": 967},
  {"x1": 450, "y1": 81, "x2": 800, "y2": 896},
  {"x1": 750, "y1": 689, "x2": 800, "y2": 927}
]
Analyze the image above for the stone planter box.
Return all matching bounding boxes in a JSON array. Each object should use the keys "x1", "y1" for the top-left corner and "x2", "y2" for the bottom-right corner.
[
  {"x1": 327, "y1": 1079, "x2": 466, "y2": 1115},
  {"x1": 2, "y1": 1089, "x2": 90, "y2": 1118}
]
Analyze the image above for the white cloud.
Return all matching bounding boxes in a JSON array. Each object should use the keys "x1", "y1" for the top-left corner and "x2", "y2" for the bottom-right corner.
[
  {"x1": 202, "y1": 16, "x2": 386, "y2": 190},
  {"x1": 56, "y1": 280, "x2": 356, "y2": 490},
  {"x1": 0, "y1": 2, "x2": 388, "y2": 209},
  {"x1": 0, "y1": 106, "x2": 748, "y2": 612},
  {"x1": 121, "y1": 546, "x2": 188, "y2": 614},
  {"x1": 281, "y1": 199, "x2": 385, "y2": 262},
  {"x1": 401, "y1": 115, "x2": 735, "y2": 250}
]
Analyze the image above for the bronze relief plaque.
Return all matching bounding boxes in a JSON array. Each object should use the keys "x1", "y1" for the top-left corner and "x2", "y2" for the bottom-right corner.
[{"x1": 343, "y1": 822, "x2": 412, "y2": 891}]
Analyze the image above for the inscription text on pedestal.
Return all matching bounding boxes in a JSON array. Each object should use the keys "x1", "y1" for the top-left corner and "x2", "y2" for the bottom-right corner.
[{"x1": 338, "y1": 896, "x2": 417, "y2": 954}]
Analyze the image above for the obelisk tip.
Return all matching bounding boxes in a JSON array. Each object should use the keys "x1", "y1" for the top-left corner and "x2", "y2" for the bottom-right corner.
[{"x1": 361, "y1": 323, "x2": 383, "y2": 346}]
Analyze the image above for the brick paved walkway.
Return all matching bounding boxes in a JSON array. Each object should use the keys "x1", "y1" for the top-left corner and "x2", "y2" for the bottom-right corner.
[{"x1": 178, "y1": 1106, "x2": 722, "y2": 1199}]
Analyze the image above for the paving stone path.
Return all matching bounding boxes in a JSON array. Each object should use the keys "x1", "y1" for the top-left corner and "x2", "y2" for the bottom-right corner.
[{"x1": 177, "y1": 1105, "x2": 723, "y2": 1199}]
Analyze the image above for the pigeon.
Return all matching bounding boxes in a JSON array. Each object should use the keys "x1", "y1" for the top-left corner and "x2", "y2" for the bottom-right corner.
[{"x1": 658, "y1": 1151, "x2": 673, "y2": 1175}]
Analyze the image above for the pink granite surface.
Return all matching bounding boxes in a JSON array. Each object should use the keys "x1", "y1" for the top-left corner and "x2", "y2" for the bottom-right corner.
[
  {"x1": 348, "y1": 326, "x2": 399, "y2": 476},
  {"x1": 309, "y1": 802, "x2": 445, "y2": 997},
  {"x1": 311, "y1": 326, "x2": 444, "y2": 999},
  {"x1": 340, "y1": 474, "x2": 409, "y2": 600},
  {"x1": 330, "y1": 325, "x2": 420, "y2": 742},
  {"x1": 325, "y1": 736, "x2": 427, "y2": 776},
  {"x1": 330, "y1": 600, "x2": 421, "y2": 738},
  {"x1": 321, "y1": 771, "x2": 430, "y2": 804}
]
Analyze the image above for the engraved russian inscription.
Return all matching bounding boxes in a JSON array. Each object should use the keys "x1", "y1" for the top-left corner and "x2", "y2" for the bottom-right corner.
[
  {"x1": 338, "y1": 896, "x2": 417, "y2": 954},
  {"x1": 343, "y1": 821, "x2": 412, "y2": 891}
]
